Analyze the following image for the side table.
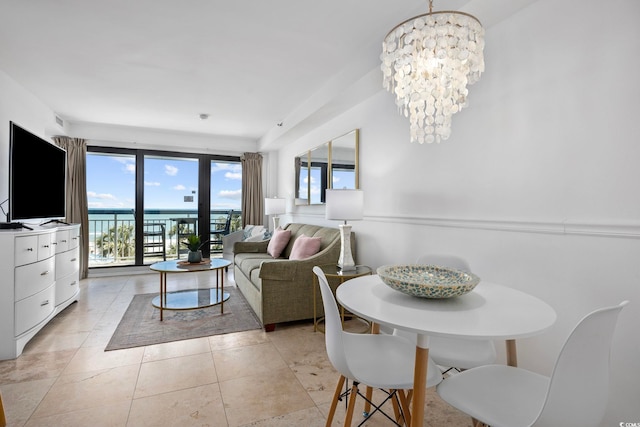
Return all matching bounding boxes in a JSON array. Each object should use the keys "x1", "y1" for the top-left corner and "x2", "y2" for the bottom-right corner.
[{"x1": 313, "y1": 264, "x2": 372, "y2": 333}]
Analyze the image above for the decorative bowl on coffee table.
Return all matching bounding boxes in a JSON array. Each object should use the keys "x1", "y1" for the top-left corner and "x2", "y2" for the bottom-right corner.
[{"x1": 377, "y1": 264, "x2": 480, "y2": 298}]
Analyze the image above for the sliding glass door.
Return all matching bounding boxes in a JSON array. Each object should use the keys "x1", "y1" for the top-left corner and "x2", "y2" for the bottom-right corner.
[
  {"x1": 87, "y1": 147, "x2": 241, "y2": 269},
  {"x1": 143, "y1": 155, "x2": 199, "y2": 262}
]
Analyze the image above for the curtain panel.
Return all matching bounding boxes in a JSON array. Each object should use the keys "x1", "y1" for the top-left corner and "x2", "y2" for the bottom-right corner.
[
  {"x1": 240, "y1": 153, "x2": 263, "y2": 227},
  {"x1": 53, "y1": 137, "x2": 89, "y2": 279}
]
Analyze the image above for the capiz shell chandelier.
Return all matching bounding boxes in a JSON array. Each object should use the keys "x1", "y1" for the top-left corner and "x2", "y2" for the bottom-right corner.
[{"x1": 381, "y1": 0, "x2": 485, "y2": 144}]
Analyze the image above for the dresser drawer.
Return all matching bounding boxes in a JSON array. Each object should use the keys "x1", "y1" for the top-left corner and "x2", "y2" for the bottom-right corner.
[
  {"x1": 15, "y1": 257, "x2": 56, "y2": 301},
  {"x1": 55, "y1": 247, "x2": 79, "y2": 279},
  {"x1": 55, "y1": 272, "x2": 79, "y2": 306},
  {"x1": 55, "y1": 229, "x2": 70, "y2": 254},
  {"x1": 15, "y1": 283, "x2": 55, "y2": 336},
  {"x1": 15, "y1": 235, "x2": 38, "y2": 266},
  {"x1": 69, "y1": 229, "x2": 80, "y2": 250},
  {"x1": 37, "y1": 233, "x2": 55, "y2": 260}
]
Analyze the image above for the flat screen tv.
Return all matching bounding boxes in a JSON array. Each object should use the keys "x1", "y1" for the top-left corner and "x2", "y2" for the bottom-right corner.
[{"x1": 8, "y1": 121, "x2": 67, "y2": 223}]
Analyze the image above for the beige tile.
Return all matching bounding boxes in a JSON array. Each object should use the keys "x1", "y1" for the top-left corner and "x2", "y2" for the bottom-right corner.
[
  {"x1": 212, "y1": 342, "x2": 288, "y2": 382},
  {"x1": 32, "y1": 364, "x2": 139, "y2": 418},
  {"x1": 142, "y1": 336, "x2": 211, "y2": 362},
  {"x1": 21, "y1": 329, "x2": 90, "y2": 355},
  {"x1": 289, "y1": 358, "x2": 340, "y2": 406},
  {"x1": 134, "y1": 352, "x2": 217, "y2": 399},
  {"x1": 0, "y1": 349, "x2": 76, "y2": 384},
  {"x1": 267, "y1": 324, "x2": 328, "y2": 366},
  {"x1": 239, "y1": 406, "x2": 326, "y2": 427},
  {"x1": 128, "y1": 383, "x2": 227, "y2": 427},
  {"x1": 25, "y1": 401, "x2": 131, "y2": 427},
  {"x1": 219, "y1": 367, "x2": 315, "y2": 427},
  {"x1": 208, "y1": 329, "x2": 270, "y2": 351},
  {"x1": 0, "y1": 377, "x2": 57, "y2": 426},
  {"x1": 62, "y1": 345, "x2": 144, "y2": 375}
]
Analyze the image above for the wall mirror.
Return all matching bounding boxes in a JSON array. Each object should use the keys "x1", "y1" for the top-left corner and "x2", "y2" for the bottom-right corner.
[{"x1": 295, "y1": 129, "x2": 359, "y2": 205}]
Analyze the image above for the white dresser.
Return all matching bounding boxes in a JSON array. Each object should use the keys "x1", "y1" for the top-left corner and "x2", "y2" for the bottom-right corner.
[{"x1": 0, "y1": 223, "x2": 81, "y2": 359}]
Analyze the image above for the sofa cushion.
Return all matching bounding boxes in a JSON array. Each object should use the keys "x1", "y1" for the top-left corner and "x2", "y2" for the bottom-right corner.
[
  {"x1": 289, "y1": 235, "x2": 322, "y2": 260},
  {"x1": 267, "y1": 227, "x2": 291, "y2": 258}
]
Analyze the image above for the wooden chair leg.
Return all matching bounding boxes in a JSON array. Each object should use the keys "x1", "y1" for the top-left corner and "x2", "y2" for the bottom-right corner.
[
  {"x1": 326, "y1": 375, "x2": 345, "y2": 427},
  {"x1": 0, "y1": 392, "x2": 6, "y2": 427},
  {"x1": 344, "y1": 382, "x2": 359, "y2": 427},
  {"x1": 398, "y1": 390, "x2": 412, "y2": 427},
  {"x1": 364, "y1": 386, "x2": 373, "y2": 415},
  {"x1": 390, "y1": 389, "x2": 402, "y2": 423}
]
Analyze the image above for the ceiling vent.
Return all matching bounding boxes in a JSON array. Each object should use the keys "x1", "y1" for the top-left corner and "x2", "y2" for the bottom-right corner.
[{"x1": 55, "y1": 115, "x2": 64, "y2": 127}]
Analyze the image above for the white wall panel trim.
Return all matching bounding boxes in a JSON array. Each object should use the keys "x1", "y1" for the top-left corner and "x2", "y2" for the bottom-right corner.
[{"x1": 291, "y1": 213, "x2": 640, "y2": 239}]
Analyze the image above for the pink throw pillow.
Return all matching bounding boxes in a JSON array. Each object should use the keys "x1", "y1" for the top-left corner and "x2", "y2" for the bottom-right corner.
[
  {"x1": 289, "y1": 235, "x2": 322, "y2": 260},
  {"x1": 267, "y1": 227, "x2": 291, "y2": 258}
]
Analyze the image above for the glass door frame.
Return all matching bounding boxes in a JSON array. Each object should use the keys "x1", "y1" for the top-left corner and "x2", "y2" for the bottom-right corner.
[{"x1": 87, "y1": 146, "x2": 240, "y2": 268}]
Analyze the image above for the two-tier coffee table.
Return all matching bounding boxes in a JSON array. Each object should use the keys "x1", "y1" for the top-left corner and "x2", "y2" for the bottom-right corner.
[{"x1": 149, "y1": 258, "x2": 231, "y2": 321}]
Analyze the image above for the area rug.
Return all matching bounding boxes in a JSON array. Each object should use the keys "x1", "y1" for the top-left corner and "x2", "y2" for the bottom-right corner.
[{"x1": 105, "y1": 287, "x2": 261, "y2": 351}]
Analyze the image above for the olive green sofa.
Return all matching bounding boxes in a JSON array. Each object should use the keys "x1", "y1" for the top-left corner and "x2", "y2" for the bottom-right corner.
[{"x1": 232, "y1": 223, "x2": 355, "y2": 331}]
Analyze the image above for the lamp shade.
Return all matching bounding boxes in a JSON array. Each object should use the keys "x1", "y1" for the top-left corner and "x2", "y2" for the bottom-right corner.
[
  {"x1": 325, "y1": 189, "x2": 363, "y2": 221},
  {"x1": 264, "y1": 197, "x2": 286, "y2": 215}
]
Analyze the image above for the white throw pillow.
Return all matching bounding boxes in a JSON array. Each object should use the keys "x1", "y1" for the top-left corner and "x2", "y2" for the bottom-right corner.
[{"x1": 245, "y1": 234, "x2": 267, "y2": 242}]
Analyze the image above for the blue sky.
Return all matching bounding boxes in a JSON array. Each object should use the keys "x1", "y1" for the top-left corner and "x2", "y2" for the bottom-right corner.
[{"x1": 86, "y1": 153, "x2": 242, "y2": 211}]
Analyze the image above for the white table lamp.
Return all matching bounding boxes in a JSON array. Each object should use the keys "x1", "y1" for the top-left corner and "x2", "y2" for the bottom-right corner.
[
  {"x1": 264, "y1": 197, "x2": 286, "y2": 230},
  {"x1": 325, "y1": 189, "x2": 363, "y2": 271}
]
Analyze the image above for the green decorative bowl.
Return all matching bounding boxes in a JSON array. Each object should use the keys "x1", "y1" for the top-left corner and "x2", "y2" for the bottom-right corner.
[{"x1": 377, "y1": 264, "x2": 480, "y2": 298}]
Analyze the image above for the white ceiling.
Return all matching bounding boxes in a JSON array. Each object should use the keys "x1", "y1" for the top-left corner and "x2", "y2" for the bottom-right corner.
[{"x1": 0, "y1": 0, "x2": 536, "y2": 148}]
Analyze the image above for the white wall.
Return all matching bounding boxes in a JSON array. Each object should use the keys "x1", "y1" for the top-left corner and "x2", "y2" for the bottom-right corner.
[
  {"x1": 0, "y1": 69, "x2": 65, "y2": 216},
  {"x1": 275, "y1": 0, "x2": 640, "y2": 423}
]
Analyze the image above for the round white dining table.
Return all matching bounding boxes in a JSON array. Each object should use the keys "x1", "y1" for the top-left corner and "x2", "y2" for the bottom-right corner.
[{"x1": 336, "y1": 274, "x2": 557, "y2": 427}]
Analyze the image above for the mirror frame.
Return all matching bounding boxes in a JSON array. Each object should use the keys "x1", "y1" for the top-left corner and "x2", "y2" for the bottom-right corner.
[{"x1": 295, "y1": 129, "x2": 359, "y2": 205}]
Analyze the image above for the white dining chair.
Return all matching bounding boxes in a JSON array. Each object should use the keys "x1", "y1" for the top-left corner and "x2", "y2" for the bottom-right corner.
[
  {"x1": 313, "y1": 266, "x2": 442, "y2": 427},
  {"x1": 412, "y1": 254, "x2": 497, "y2": 372},
  {"x1": 436, "y1": 300, "x2": 628, "y2": 427}
]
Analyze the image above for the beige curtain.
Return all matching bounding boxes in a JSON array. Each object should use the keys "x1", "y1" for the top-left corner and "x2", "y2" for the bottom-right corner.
[
  {"x1": 53, "y1": 137, "x2": 89, "y2": 279},
  {"x1": 240, "y1": 153, "x2": 263, "y2": 227}
]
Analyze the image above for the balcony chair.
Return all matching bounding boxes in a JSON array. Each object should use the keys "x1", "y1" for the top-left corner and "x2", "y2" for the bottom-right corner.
[
  {"x1": 437, "y1": 300, "x2": 628, "y2": 427},
  {"x1": 313, "y1": 266, "x2": 443, "y2": 427},
  {"x1": 210, "y1": 210, "x2": 233, "y2": 254},
  {"x1": 142, "y1": 223, "x2": 166, "y2": 261}
]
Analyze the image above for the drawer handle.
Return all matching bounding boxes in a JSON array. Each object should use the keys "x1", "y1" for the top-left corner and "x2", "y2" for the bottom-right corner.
[
  {"x1": 40, "y1": 300, "x2": 50, "y2": 307},
  {"x1": 70, "y1": 258, "x2": 77, "y2": 262},
  {"x1": 27, "y1": 248, "x2": 34, "y2": 252},
  {"x1": 43, "y1": 245, "x2": 50, "y2": 248},
  {"x1": 72, "y1": 237, "x2": 78, "y2": 240},
  {"x1": 52, "y1": 242, "x2": 58, "y2": 245},
  {"x1": 40, "y1": 271, "x2": 50, "y2": 276},
  {"x1": 70, "y1": 281, "x2": 77, "y2": 286},
  {"x1": 62, "y1": 239, "x2": 68, "y2": 243}
]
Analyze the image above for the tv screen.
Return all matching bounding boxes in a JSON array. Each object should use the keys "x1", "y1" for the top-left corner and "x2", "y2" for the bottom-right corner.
[{"x1": 9, "y1": 122, "x2": 67, "y2": 222}]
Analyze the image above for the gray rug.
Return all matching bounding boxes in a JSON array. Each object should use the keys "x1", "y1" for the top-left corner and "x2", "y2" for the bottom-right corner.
[{"x1": 105, "y1": 287, "x2": 261, "y2": 351}]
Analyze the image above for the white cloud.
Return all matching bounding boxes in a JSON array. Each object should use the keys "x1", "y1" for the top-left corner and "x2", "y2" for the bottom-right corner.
[
  {"x1": 145, "y1": 181, "x2": 161, "y2": 186},
  {"x1": 218, "y1": 189, "x2": 242, "y2": 199},
  {"x1": 165, "y1": 165, "x2": 178, "y2": 176},
  {"x1": 212, "y1": 163, "x2": 241, "y2": 173},
  {"x1": 224, "y1": 172, "x2": 242, "y2": 180},
  {"x1": 125, "y1": 163, "x2": 135, "y2": 174},
  {"x1": 173, "y1": 184, "x2": 186, "y2": 190},
  {"x1": 87, "y1": 191, "x2": 116, "y2": 200}
]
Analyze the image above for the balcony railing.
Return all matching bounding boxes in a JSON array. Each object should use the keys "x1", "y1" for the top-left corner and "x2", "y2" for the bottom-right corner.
[{"x1": 88, "y1": 209, "x2": 242, "y2": 268}]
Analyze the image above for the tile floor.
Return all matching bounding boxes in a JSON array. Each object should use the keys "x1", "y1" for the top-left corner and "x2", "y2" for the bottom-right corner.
[{"x1": 0, "y1": 269, "x2": 473, "y2": 426}]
